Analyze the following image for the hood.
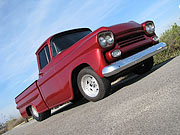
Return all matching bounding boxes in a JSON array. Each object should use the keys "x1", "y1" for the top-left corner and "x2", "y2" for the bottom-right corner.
[{"x1": 108, "y1": 21, "x2": 142, "y2": 36}]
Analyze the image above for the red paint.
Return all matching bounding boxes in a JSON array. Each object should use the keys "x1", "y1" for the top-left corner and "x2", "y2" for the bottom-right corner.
[{"x1": 15, "y1": 21, "x2": 158, "y2": 118}]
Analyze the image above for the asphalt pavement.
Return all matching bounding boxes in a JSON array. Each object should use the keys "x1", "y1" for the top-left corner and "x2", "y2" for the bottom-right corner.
[{"x1": 5, "y1": 55, "x2": 180, "y2": 135}]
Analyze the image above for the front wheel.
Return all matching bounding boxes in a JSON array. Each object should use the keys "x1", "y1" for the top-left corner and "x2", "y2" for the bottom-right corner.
[
  {"x1": 133, "y1": 57, "x2": 154, "y2": 75},
  {"x1": 30, "y1": 106, "x2": 51, "y2": 121},
  {"x1": 77, "y1": 67, "x2": 111, "y2": 102}
]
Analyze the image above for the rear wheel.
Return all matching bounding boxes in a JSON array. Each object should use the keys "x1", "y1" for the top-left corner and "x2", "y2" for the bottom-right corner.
[
  {"x1": 77, "y1": 67, "x2": 111, "y2": 102},
  {"x1": 30, "y1": 106, "x2": 51, "y2": 121},
  {"x1": 133, "y1": 57, "x2": 154, "y2": 75}
]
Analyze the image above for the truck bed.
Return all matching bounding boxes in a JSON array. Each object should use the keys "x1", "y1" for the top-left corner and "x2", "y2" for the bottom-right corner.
[{"x1": 15, "y1": 81, "x2": 48, "y2": 118}]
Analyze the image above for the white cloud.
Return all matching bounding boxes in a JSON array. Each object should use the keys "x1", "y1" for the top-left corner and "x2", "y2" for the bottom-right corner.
[
  {"x1": 25, "y1": 0, "x2": 53, "y2": 28},
  {"x1": 23, "y1": 71, "x2": 38, "y2": 84},
  {"x1": 37, "y1": 0, "x2": 125, "y2": 33},
  {"x1": 136, "y1": 0, "x2": 171, "y2": 22},
  {"x1": 0, "y1": 0, "x2": 53, "y2": 83}
]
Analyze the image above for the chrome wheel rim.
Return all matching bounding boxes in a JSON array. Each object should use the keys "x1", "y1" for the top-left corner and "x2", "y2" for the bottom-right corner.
[
  {"x1": 81, "y1": 74, "x2": 99, "y2": 97},
  {"x1": 32, "y1": 106, "x2": 39, "y2": 118}
]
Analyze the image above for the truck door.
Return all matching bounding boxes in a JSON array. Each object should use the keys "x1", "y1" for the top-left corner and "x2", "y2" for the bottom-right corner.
[{"x1": 37, "y1": 43, "x2": 71, "y2": 108}]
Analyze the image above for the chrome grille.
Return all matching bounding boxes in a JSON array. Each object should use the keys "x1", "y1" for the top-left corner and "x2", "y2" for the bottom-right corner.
[{"x1": 116, "y1": 32, "x2": 145, "y2": 47}]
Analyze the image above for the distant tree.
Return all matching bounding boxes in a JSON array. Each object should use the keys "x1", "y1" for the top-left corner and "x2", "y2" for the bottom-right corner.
[
  {"x1": 0, "y1": 122, "x2": 6, "y2": 134},
  {"x1": 0, "y1": 122, "x2": 4, "y2": 130},
  {"x1": 154, "y1": 22, "x2": 180, "y2": 64},
  {"x1": 160, "y1": 23, "x2": 180, "y2": 50}
]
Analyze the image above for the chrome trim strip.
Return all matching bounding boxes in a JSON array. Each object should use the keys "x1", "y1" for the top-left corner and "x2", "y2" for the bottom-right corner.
[{"x1": 102, "y1": 42, "x2": 167, "y2": 77}]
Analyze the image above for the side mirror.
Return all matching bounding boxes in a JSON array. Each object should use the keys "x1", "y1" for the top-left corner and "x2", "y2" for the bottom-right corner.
[{"x1": 39, "y1": 72, "x2": 43, "y2": 76}]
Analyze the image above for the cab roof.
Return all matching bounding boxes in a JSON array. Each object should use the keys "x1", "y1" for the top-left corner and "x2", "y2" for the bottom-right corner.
[{"x1": 35, "y1": 28, "x2": 91, "y2": 55}]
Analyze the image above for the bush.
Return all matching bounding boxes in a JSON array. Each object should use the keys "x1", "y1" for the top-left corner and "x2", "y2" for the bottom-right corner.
[
  {"x1": 154, "y1": 23, "x2": 180, "y2": 64},
  {"x1": 5, "y1": 117, "x2": 24, "y2": 131},
  {"x1": 0, "y1": 117, "x2": 25, "y2": 134}
]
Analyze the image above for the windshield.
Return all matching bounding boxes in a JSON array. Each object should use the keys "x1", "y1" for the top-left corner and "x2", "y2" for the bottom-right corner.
[{"x1": 51, "y1": 29, "x2": 91, "y2": 57}]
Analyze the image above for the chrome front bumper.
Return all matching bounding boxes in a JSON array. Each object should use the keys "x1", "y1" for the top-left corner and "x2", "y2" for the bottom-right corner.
[{"x1": 102, "y1": 42, "x2": 167, "y2": 77}]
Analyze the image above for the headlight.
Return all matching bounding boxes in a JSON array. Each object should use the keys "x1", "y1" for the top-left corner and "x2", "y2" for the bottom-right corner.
[
  {"x1": 111, "y1": 49, "x2": 121, "y2": 58},
  {"x1": 153, "y1": 35, "x2": 159, "y2": 42},
  {"x1": 145, "y1": 22, "x2": 155, "y2": 34},
  {"x1": 98, "y1": 31, "x2": 114, "y2": 48}
]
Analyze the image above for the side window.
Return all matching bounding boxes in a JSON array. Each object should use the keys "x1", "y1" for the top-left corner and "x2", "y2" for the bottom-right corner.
[
  {"x1": 50, "y1": 42, "x2": 58, "y2": 57},
  {"x1": 39, "y1": 45, "x2": 51, "y2": 69},
  {"x1": 45, "y1": 45, "x2": 51, "y2": 61}
]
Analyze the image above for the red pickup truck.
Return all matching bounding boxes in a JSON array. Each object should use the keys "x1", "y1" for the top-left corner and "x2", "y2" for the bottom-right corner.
[{"x1": 15, "y1": 21, "x2": 167, "y2": 121}]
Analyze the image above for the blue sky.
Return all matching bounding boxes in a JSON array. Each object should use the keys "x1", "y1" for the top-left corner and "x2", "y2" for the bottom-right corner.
[{"x1": 0, "y1": 0, "x2": 179, "y2": 122}]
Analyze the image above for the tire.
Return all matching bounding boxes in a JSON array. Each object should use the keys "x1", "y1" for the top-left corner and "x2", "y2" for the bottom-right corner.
[
  {"x1": 77, "y1": 67, "x2": 111, "y2": 102},
  {"x1": 30, "y1": 106, "x2": 51, "y2": 121},
  {"x1": 133, "y1": 57, "x2": 154, "y2": 75}
]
